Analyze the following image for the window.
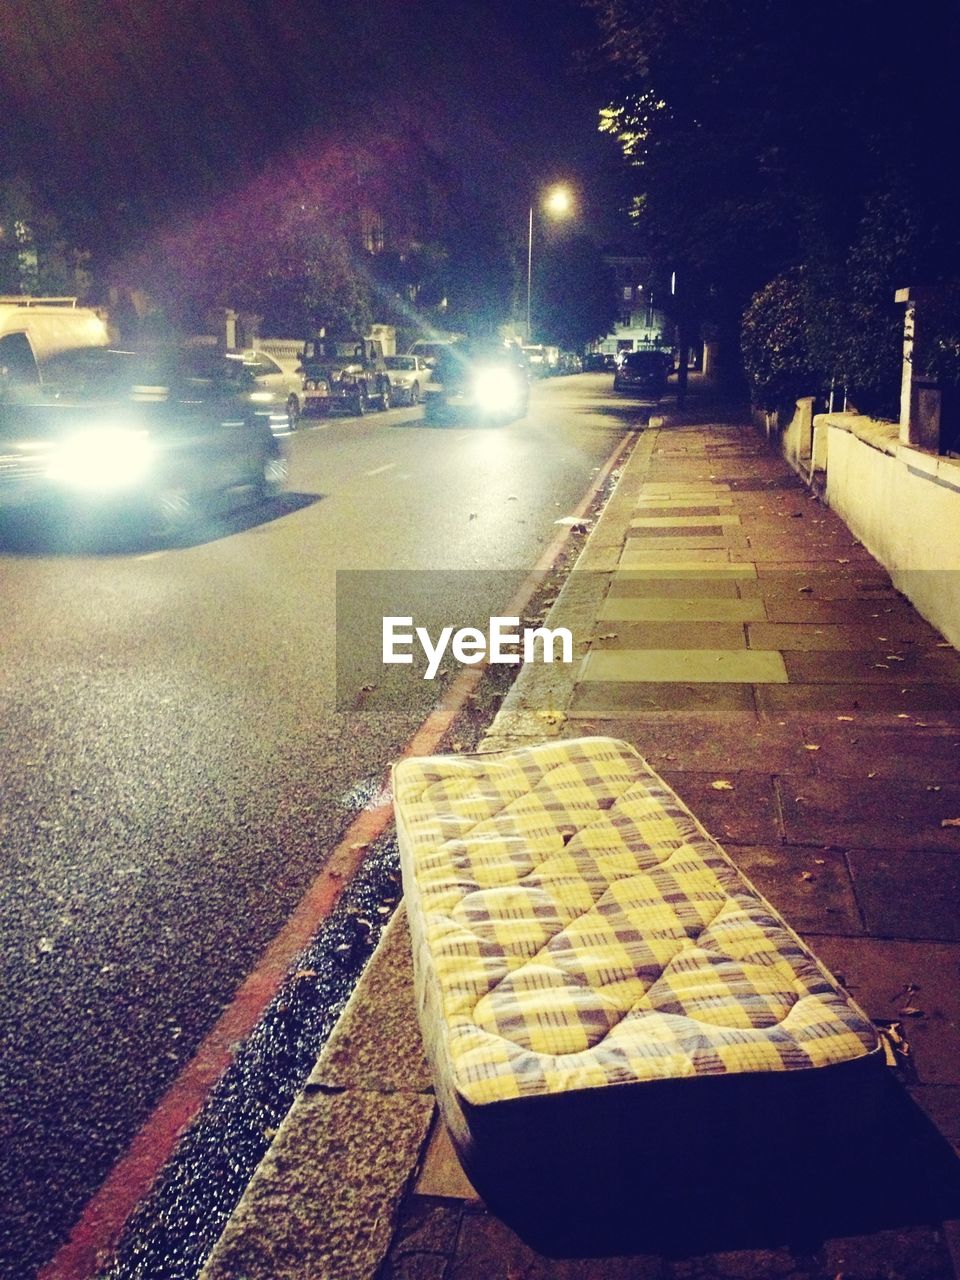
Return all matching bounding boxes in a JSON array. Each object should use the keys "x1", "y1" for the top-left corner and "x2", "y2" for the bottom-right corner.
[{"x1": 0, "y1": 332, "x2": 39, "y2": 387}]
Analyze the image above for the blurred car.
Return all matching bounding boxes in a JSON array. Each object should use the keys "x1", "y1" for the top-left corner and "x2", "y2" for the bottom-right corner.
[
  {"x1": 383, "y1": 354, "x2": 430, "y2": 405},
  {"x1": 557, "y1": 351, "x2": 583, "y2": 375},
  {"x1": 0, "y1": 346, "x2": 287, "y2": 537},
  {"x1": 406, "y1": 339, "x2": 458, "y2": 370},
  {"x1": 613, "y1": 350, "x2": 670, "y2": 398},
  {"x1": 423, "y1": 340, "x2": 529, "y2": 425},
  {"x1": 186, "y1": 347, "x2": 306, "y2": 431}
]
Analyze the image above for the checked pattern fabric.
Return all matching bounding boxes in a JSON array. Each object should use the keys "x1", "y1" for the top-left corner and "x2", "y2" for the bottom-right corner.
[{"x1": 394, "y1": 737, "x2": 879, "y2": 1108}]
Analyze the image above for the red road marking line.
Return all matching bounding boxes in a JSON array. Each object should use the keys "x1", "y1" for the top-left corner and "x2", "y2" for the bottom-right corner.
[{"x1": 39, "y1": 429, "x2": 636, "y2": 1279}]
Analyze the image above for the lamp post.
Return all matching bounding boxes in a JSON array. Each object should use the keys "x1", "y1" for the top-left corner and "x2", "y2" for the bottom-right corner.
[{"x1": 526, "y1": 184, "x2": 572, "y2": 342}]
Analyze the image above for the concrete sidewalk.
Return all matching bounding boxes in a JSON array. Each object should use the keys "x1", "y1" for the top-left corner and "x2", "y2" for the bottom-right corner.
[{"x1": 202, "y1": 392, "x2": 960, "y2": 1280}]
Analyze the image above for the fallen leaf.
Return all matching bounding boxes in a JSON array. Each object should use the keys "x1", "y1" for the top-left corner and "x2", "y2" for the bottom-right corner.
[
  {"x1": 37, "y1": 937, "x2": 54, "y2": 955},
  {"x1": 710, "y1": 780, "x2": 734, "y2": 791},
  {"x1": 803, "y1": 743, "x2": 821, "y2": 751},
  {"x1": 360, "y1": 683, "x2": 376, "y2": 692},
  {"x1": 899, "y1": 1006, "x2": 925, "y2": 1018},
  {"x1": 940, "y1": 817, "x2": 960, "y2": 828},
  {"x1": 468, "y1": 513, "x2": 477, "y2": 521},
  {"x1": 836, "y1": 715, "x2": 855, "y2": 721},
  {"x1": 799, "y1": 871, "x2": 814, "y2": 882}
]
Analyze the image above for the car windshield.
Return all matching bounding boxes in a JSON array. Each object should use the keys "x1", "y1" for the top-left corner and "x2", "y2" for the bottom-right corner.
[
  {"x1": 41, "y1": 347, "x2": 246, "y2": 400},
  {"x1": 306, "y1": 340, "x2": 365, "y2": 361},
  {"x1": 385, "y1": 356, "x2": 415, "y2": 371}
]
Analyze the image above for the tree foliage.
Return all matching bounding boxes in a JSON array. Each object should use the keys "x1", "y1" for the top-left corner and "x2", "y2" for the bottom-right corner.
[
  {"x1": 0, "y1": 178, "x2": 92, "y2": 299},
  {"x1": 588, "y1": 0, "x2": 960, "y2": 407}
]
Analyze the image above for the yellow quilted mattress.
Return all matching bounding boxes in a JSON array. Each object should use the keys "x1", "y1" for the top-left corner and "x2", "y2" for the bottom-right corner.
[{"x1": 393, "y1": 737, "x2": 880, "y2": 1111}]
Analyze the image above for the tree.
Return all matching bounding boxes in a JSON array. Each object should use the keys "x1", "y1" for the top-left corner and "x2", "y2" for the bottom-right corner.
[
  {"x1": 587, "y1": 0, "x2": 960, "y2": 399},
  {"x1": 0, "y1": 178, "x2": 92, "y2": 298}
]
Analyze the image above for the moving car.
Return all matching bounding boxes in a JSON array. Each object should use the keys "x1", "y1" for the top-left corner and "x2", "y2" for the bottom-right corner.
[
  {"x1": 613, "y1": 350, "x2": 670, "y2": 399},
  {"x1": 406, "y1": 339, "x2": 458, "y2": 369},
  {"x1": 0, "y1": 346, "x2": 286, "y2": 538},
  {"x1": 383, "y1": 354, "x2": 430, "y2": 405},
  {"x1": 422, "y1": 340, "x2": 529, "y2": 425}
]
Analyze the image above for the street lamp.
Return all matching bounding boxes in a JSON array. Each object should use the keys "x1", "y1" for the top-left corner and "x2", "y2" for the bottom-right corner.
[{"x1": 526, "y1": 184, "x2": 573, "y2": 341}]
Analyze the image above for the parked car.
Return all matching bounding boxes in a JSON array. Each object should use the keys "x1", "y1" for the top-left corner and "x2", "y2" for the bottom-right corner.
[
  {"x1": 300, "y1": 337, "x2": 391, "y2": 416},
  {"x1": 423, "y1": 340, "x2": 529, "y2": 425},
  {"x1": 184, "y1": 347, "x2": 305, "y2": 432},
  {"x1": 613, "y1": 350, "x2": 670, "y2": 399},
  {"x1": 0, "y1": 346, "x2": 286, "y2": 538},
  {"x1": 383, "y1": 354, "x2": 430, "y2": 405}
]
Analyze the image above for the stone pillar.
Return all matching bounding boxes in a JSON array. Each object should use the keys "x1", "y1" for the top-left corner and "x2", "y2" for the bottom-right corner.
[
  {"x1": 896, "y1": 286, "x2": 941, "y2": 451},
  {"x1": 223, "y1": 309, "x2": 237, "y2": 352}
]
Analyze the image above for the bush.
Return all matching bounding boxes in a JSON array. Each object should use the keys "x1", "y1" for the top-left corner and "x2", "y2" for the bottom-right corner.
[{"x1": 741, "y1": 271, "x2": 817, "y2": 415}]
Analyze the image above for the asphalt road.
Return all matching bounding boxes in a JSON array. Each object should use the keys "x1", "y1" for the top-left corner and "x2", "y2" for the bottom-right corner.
[{"x1": 0, "y1": 372, "x2": 645, "y2": 1277}]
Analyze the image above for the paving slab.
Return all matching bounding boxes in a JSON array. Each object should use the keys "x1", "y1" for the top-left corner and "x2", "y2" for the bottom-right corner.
[
  {"x1": 756, "y1": 683, "x2": 960, "y2": 725},
  {"x1": 846, "y1": 849, "x2": 960, "y2": 942},
  {"x1": 606, "y1": 575, "x2": 747, "y2": 599},
  {"x1": 616, "y1": 557, "x2": 758, "y2": 578},
  {"x1": 580, "y1": 647, "x2": 788, "y2": 684},
  {"x1": 810, "y1": 936, "x2": 960, "y2": 1086},
  {"x1": 804, "y1": 726, "x2": 960, "y2": 783},
  {"x1": 728, "y1": 845, "x2": 864, "y2": 936},
  {"x1": 629, "y1": 515, "x2": 737, "y2": 528},
  {"x1": 379, "y1": 1197, "x2": 465, "y2": 1280},
  {"x1": 620, "y1": 719, "x2": 819, "y2": 775},
  {"x1": 621, "y1": 544, "x2": 732, "y2": 562},
  {"x1": 777, "y1": 774, "x2": 960, "y2": 851},
  {"x1": 783, "y1": 649, "x2": 960, "y2": 684},
  {"x1": 414, "y1": 1122, "x2": 480, "y2": 1202},
  {"x1": 659, "y1": 769, "x2": 784, "y2": 845},
  {"x1": 598, "y1": 596, "x2": 767, "y2": 622},
  {"x1": 583, "y1": 621, "x2": 748, "y2": 650},
  {"x1": 569, "y1": 681, "x2": 759, "y2": 719},
  {"x1": 746, "y1": 622, "x2": 942, "y2": 651}
]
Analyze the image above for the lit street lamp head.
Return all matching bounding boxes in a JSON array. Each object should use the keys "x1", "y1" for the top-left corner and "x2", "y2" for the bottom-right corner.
[{"x1": 544, "y1": 185, "x2": 573, "y2": 217}]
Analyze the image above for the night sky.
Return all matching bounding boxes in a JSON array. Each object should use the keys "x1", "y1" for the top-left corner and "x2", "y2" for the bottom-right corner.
[{"x1": 0, "y1": 0, "x2": 626, "y2": 257}]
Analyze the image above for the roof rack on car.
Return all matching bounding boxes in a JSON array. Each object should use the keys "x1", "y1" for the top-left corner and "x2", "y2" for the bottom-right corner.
[{"x1": 0, "y1": 295, "x2": 79, "y2": 308}]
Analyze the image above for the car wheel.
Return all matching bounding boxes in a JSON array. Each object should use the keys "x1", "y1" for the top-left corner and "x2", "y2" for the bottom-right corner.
[
  {"x1": 259, "y1": 450, "x2": 288, "y2": 498},
  {"x1": 379, "y1": 381, "x2": 391, "y2": 411},
  {"x1": 410, "y1": 381, "x2": 420, "y2": 405},
  {"x1": 286, "y1": 395, "x2": 301, "y2": 431},
  {"x1": 150, "y1": 486, "x2": 197, "y2": 541},
  {"x1": 352, "y1": 387, "x2": 367, "y2": 416}
]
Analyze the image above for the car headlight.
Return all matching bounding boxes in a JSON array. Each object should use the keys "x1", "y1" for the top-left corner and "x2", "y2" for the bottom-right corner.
[
  {"x1": 47, "y1": 427, "x2": 155, "y2": 491},
  {"x1": 473, "y1": 367, "x2": 521, "y2": 412}
]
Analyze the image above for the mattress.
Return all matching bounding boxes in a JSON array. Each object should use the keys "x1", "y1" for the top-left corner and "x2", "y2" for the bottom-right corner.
[{"x1": 393, "y1": 737, "x2": 885, "y2": 1233}]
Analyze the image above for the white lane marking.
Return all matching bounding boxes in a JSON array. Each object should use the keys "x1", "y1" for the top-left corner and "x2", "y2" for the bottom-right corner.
[{"x1": 364, "y1": 463, "x2": 396, "y2": 476}]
